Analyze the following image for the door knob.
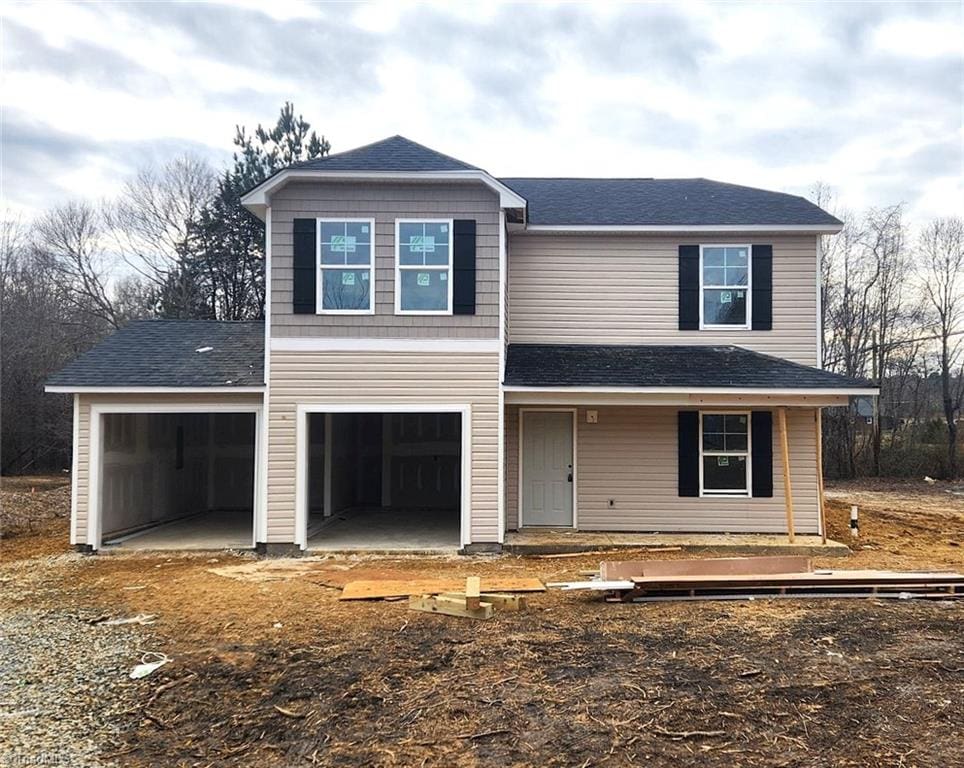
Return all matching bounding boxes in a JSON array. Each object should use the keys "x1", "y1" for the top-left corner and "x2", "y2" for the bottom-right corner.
[{"x1": 567, "y1": 464, "x2": 573, "y2": 483}]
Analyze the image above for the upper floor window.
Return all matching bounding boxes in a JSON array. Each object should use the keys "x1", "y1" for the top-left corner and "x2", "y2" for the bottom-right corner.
[
  {"x1": 395, "y1": 219, "x2": 452, "y2": 314},
  {"x1": 701, "y1": 245, "x2": 750, "y2": 329},
  {"x1": 317, "y1": 219, "x2": 375, "y2": 314},
  {"x1": 700, "y1": 412, "x2": 750, "y2": 496}
]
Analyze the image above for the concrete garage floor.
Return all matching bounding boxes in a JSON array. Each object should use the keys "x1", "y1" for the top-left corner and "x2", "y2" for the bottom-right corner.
[
  {"x1": 103, "y1": 509, "x2": 254, "y2": 550},
  {"x1": 308, "y1": 507, "x2": 461, "y2": 553}
]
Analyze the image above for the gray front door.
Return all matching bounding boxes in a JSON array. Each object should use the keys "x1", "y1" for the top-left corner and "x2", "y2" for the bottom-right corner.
[{"x1": 522, "y1": 411, "x2": 573, "y2": 526}]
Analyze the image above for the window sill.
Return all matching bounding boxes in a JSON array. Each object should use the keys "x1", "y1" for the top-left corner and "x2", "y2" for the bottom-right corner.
[{"x1": 700, "y1": 491, "x2": 751, "y2": 498}]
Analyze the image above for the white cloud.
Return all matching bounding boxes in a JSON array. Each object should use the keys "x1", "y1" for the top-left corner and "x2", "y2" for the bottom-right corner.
[{"x1": 1, "y1": 0, "x2": 961, "y2": 225}]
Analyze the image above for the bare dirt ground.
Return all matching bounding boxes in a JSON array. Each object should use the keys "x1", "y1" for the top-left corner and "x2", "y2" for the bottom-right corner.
[{"x1": 1, "y1": 476, "x2": 962, "y2": 767}]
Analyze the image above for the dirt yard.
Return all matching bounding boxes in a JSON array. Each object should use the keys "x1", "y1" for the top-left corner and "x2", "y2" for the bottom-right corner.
[{"x1": 1, "y1": 477, "x2": 962, "y2": 767}]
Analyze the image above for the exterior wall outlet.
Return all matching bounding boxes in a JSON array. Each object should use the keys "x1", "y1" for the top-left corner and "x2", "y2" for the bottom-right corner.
[{"x1": 586, "y1": 410, "x2": 598, "y2": 424}]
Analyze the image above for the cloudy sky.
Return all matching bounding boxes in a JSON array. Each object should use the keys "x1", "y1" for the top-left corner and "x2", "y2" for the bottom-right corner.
[{"x1": 2, "y1": 0, "x2": 962, "y2": 224}]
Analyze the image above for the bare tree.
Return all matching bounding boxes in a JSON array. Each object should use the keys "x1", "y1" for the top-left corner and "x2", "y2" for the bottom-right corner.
[
  {"x1": 33, "y1": 201, "x2": 123, "y2": 329},
  {"x1": 917, "y1": 217, "x2": 964, "y2": 477},
  {"x1": 106, "y1": 154, "x2": 216, "y2": 295}
]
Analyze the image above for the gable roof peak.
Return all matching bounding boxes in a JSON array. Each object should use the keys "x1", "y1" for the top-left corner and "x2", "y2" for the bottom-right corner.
[{"x1": 290, "y1": 135, "x2": 480, "y2": 173}]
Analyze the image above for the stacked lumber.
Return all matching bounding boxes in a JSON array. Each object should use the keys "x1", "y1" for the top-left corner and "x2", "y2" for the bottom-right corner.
[
  {"x1": 340, "y1": 576, "x2": 544, "y2": 619},
  {"x1": 549, "y1": 556, "x2": 964, "y2": 602}
]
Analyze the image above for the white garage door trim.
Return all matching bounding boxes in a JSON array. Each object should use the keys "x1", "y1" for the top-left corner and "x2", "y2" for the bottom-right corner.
[
  {"x1": 295, "y1": 403, "x2": 472, "y2": 550},
  {"x1": 87, "y1": 402, "x2": 264, "y2": 550}
]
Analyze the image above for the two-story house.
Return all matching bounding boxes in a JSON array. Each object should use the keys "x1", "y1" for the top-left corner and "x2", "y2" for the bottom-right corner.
[{"x1": 46, "y1": 136, "x2": 876, "y2": 554}]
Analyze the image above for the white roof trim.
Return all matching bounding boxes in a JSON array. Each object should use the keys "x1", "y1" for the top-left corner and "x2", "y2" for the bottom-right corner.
[
  {"x1": 45, "y1": 386, "x2": 265, "y2": 394},
  {"x1": 522, "y1": 224, "x2": 843, "y2": 234},
  {"x1": 502, "y1": 385, "x2": 878, "y2": 396},
  {"x1": 241, "y1": 169, "x2": 527, "y2": 219}
]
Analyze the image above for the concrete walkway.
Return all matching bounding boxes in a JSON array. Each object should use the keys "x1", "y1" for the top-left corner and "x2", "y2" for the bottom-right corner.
[{"x1": 504, "y1": 529, "x2": 850, "y2": 557}]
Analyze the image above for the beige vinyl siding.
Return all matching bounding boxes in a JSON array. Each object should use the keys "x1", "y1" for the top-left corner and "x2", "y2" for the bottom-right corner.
[
  {"x1": 267, "y1": 350, "x2": 500, "y2": 544},
  {"x1": 505, "y1": 405, "x2": 820, "y2": 534},
  {"x1": 270, "y1": 182, "x2": 500, "y2": 338},
  {"x1": 507, "y1": 235, "x2": 819, "y2": 366},
  {"x1": 73, "y1": 392, "x2": 264, "y2": 546}
]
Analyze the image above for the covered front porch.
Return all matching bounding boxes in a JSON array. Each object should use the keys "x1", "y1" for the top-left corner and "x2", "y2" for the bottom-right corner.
[{"x1": 502, "y1": 344, "x2": 878, "y2": 546}]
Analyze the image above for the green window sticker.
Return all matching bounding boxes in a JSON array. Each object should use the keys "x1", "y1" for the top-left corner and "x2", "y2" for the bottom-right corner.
[
  {"x1": 720, "y1": 291, "x2": 732, "y2": 304},
  {"x1": 417, "y1": 272, "x2": 431, "y2": 286},
  {"x1": 330, "y1": 235, "x2": 357, "y2": 253},
  {"x1": 409, "y1": 235, "x2": 436, "y2": 253},
  {"x1": 717, "y1": 456, "x2": 730, "y2": 467},
  {"x1": 341, "y1": 272, "x2": 356, "y2": 286}
]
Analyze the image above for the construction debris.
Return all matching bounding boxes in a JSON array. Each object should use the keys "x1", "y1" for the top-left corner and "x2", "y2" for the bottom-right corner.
[
  {"x1": 551, "y1": 556, "x2": 964, "y2": 602},
  {"x1": 340, "y1": 577, "x2": 545, "y2": 601},
  {"x1": 409, "y1": 594, "x2": 494, "y2": 620}
]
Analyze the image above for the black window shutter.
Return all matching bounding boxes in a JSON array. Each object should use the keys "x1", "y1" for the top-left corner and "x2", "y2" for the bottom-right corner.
[
  {"x1": 678, "y1": 245, "x2": 700, "y2": 330},
  {"x1": 751, "y1": 410, "x2": 773, "y2": 497},
  {"x1": 678, "y1": 410, "x2": 700, "y2": 497},
  {"x1": 751, "y1": 245, "x2": 773, "y2": 331},
  {"x1": 452, "y1": 219, "x2": 476, "y2": 315},
  {"x1": 293, "y1": 218, "x2": 317, "y2": 314}
]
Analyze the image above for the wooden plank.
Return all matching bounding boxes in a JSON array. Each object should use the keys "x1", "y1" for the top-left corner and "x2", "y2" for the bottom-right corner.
[
  {"x1": 815, "y1": 409, "x2": 827, "y2": 545},
  {"x1": 465, "y1": 576, "x2": 481, "y2": 610},
  {"x1": 340, "y1": 577, "x2": 546, "y2": 600},
  {"x1": 600, "y1": 555, "x2": 812, "y2": 581},
  {"x1": 778, "y1": 407, "x2": 795, "y2": 543},
  {"x1": 408, "y1": 595, "x2": 493, "y2": 620},
  {"x1": 629, "y1": 570, "x2": 964, "y2": 590},
  {"x1": 440, "y1": 592, "x2": 528, "y2": 611}
]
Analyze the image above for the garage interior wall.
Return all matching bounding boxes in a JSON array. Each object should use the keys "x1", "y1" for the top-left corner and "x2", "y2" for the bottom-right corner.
[
  {"x1": 101, "y1": 412, "x2": 255, "y2": 537},
  {"x1": 307, "y1": 412, "x2": 460, "y2": 515}
]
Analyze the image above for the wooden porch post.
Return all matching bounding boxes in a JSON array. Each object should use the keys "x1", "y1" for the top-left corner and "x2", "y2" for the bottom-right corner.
[
  {"x1": 777, "y1": 407, "x2": 795, "y2": 543},
  {"x1": 815, "y1": 408, "x2": 827, "y2": 544}
]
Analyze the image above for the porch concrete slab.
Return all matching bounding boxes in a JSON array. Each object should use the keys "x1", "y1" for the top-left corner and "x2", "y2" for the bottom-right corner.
[
  {"x1": 307, "y1": 507, "x2": 461, "y2": 553},
  {"x1": 103, "y1": 509, "x2": 254, "y2": 551},
  {"x1": 504, "y1": 530, "x2": 851, "y2": 558}
]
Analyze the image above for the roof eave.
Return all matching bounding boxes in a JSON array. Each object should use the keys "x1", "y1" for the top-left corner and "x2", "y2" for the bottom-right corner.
[
  {"x1": 45, "y1": 385, "x2": 266, "y2": 394},
  {"x1": 241, "y1": 169, "x2": 527, "y2": 220},
  {"x1": 503, "y1": 384, "x2": 877, "y2": 396},
  {"x1": 521, "y1": 223, "x2": 844, "y2": 234}
]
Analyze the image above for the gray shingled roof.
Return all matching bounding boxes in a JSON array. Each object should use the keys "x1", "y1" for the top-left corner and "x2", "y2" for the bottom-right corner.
[
  {"x1": 290, "y1": 135, "x2": 480, "y2": 172},
  {"x1": 504, "y1": 344, "x2": 873, "y2": 390},
  {"x1": 498, "y1": 177, "x2": 842, "y2": 227},
  {"x1": 46, "y1": 320, "x2": 264, "y2": 389}
]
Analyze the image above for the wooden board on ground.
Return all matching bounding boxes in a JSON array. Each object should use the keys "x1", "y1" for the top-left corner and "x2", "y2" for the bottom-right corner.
[
  {"x1": 409, "y1": 595, "x2": 493, "y2": 620},
  {"x1": 627, "y1": 570, "x2": 964, "y2": 590},
  {"x1": 340, "y1": 577, "x2": 546, "y2": 601},
  {"x1": 440, "y1": 592, "x2": 528, "y2": 611},
  {"x1": 600, "y1": 555, "x2": 813, "y2": 581}
]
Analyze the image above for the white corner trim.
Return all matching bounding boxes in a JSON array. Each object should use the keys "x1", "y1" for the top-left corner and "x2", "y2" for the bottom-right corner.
[
  {"x1": 45, "y1": 386, "x2": 266, "y2": 394},
  {"x1": 816, "y1": 234, "x2": 824, "y2": 369},
  {"x1": 241, "y1": 169, "x2": 526, "y2": 216},
  {"x1": 69, "y1": 394, "x2": 79, "y2": 545},
  {"x1": 270, "y1": 337, "x2": 501, "y2": 353},
  {"x1": 522, "y1": 224, "x2": 843, "y2": 234},
  {"x1": 259, "y1": 207, "x2": 272, "y2": 545},
  {"x1": 497, "y1": 210, "x2": 507, "y2": 543}
]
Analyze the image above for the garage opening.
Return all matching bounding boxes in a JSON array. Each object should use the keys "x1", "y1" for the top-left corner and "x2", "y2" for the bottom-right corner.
[
  {"x1": 306, "y1": 412, "x2": 462, "y2": 550},
  {"x1": 99, "y1": 412, "x2": 256, "y2": 550}
]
